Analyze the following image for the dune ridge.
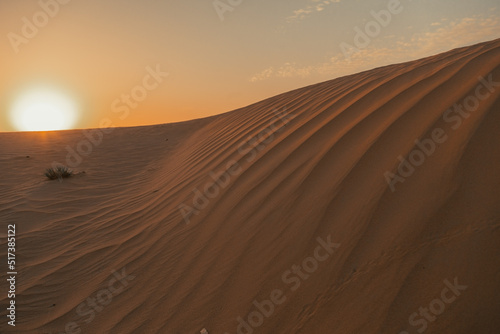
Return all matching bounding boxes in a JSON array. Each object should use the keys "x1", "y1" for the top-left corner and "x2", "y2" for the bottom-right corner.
[{"x1": 1, "y1": 38, "x2": 500, "y2": 334}]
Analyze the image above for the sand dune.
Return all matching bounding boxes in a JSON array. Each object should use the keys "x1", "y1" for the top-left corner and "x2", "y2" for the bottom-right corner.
[{"x1": 1, "y1": 38, "x2": 500, "y2": 334}]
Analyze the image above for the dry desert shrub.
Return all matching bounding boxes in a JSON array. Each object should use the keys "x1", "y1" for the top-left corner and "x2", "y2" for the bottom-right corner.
[{"x1": 44, "y1": 166, "x2": 73, "y2": 180}]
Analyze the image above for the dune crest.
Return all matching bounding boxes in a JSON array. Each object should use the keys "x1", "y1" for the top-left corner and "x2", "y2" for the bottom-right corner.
[{"x1": 1, "y1": 38, "x2": 500, "y2": 334}]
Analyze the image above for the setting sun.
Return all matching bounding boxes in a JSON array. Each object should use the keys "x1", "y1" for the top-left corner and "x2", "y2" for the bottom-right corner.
[{"x1": 9, "y1": 87, "x2": 79, "y2": 132}]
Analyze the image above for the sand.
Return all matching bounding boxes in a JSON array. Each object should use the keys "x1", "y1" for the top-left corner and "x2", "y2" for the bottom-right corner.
[{"x1": 1, "y1": 38, "x2": 500, "y2": 334}]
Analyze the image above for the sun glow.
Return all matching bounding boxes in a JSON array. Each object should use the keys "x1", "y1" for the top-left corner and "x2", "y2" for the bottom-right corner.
[{"x1": 9, "y1": 87, "x2": 79, "y2": 131}]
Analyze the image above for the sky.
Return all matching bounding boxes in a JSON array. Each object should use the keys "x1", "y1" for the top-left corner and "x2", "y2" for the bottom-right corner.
[{"x1": 0, "y1": 0, "x2": 499, "y2": 132}]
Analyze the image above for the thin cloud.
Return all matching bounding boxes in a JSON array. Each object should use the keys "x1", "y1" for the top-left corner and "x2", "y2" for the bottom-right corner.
[
  {"x1": 287, "y1": 0, "x2": 341, "y2": 22},
  {"x1": 251, "y1": 15, "x2": 500, "y2": 82},
  {"x1": 250, "y1": 63, "x2": 314, "y2": 82}
]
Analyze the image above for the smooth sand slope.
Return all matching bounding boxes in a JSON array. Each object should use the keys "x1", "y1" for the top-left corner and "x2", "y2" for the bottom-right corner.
[{"x1": 1, "y1": 38, "x2": 500, "y2": 334}]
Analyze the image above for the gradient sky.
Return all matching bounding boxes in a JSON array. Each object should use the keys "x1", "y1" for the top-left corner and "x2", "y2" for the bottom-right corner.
[{"x1": 1, "y1": 0, "x2": 499, "y2": 132}]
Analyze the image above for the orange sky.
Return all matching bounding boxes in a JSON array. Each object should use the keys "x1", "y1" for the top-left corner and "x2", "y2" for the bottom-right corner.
[{"x1": 1, "y1": 0, "x2": 499, "y2": 132}]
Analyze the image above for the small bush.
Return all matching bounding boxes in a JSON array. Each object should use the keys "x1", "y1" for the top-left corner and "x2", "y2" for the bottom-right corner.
[{"x1": 45, "y1": 166, "x2": 73, "y2": 180}]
